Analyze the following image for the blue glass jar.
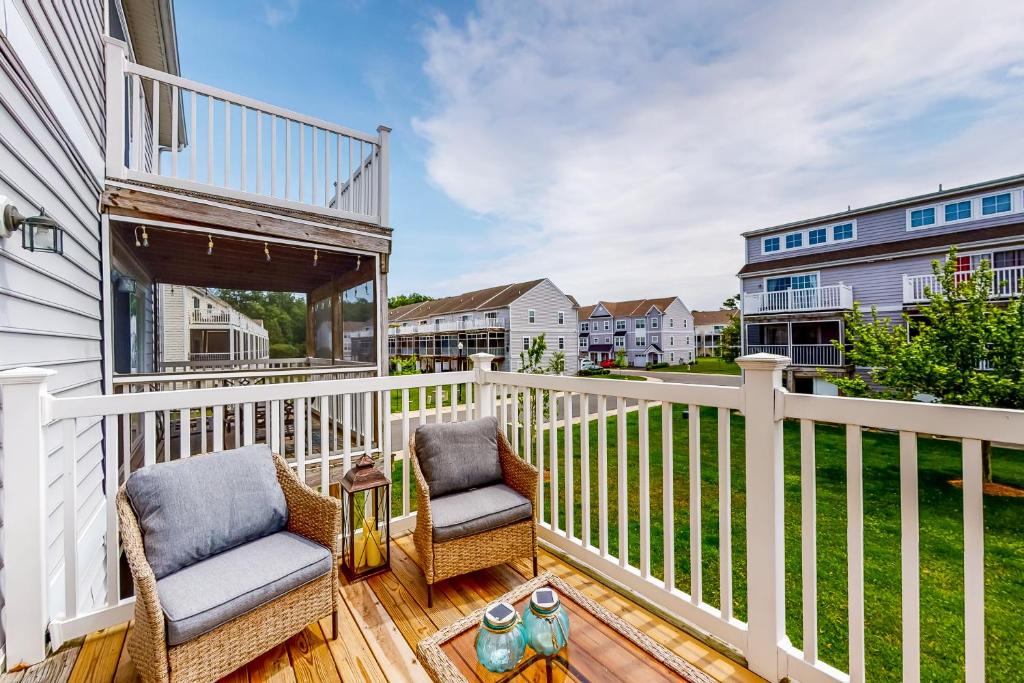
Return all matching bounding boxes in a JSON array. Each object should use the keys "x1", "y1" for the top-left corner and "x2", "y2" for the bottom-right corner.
[
  {"x1": 523, "y1": 588, "x2": 570, "y2": 656},
  {"x1": 475, "y1": 601, "x2": 527, "y2": 673}
]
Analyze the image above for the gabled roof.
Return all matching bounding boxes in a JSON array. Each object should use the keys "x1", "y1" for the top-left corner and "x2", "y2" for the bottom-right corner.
[
  {"x1": 388, "y1": 279, "x2": 547, "y2": 323},
  {"x1": 578, "y1": 297, "x2": 680, "y2": 319},
  {"x1": 692, "y1": 309, "x2": 738, "y2": 326}
]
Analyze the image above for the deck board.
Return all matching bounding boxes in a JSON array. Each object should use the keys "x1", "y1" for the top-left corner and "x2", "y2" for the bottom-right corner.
[{"x1": 50, "y1": 532, "x2": 759, "y2": 682}]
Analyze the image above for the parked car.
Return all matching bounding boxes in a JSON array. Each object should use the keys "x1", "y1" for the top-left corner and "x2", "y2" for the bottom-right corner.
[
  {"x1": 600, "y1": 358, "x2": 615, "y2": 369},
  {"x1": 579, "y1": 358, "x2": 598, "y2": 371}
]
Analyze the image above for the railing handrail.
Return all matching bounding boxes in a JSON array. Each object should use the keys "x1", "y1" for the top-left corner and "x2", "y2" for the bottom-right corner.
[
  {"x1": 123, "y1": 60, "x2": 380, "y2": 145},
  {"x1": 113, "y1": 363, "x2": 377, "y2": 385}
]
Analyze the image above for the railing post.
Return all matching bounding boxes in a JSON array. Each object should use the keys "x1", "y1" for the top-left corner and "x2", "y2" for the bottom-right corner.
[
  {"x1": 736, "y1": 353, "x2": 790, "y2": 681},
  {"x1": 0, "y1": 367, "x2": 57, "y2": 667},
  {"x1": 376, "y1": 125, "x2": 391, "y2": 227},
  {"x1": 104, "y1": 38, "x2": 128, "y2": 179},
  {"x1": 470, "y1": 353, "x2": 495, "y2": 418}
]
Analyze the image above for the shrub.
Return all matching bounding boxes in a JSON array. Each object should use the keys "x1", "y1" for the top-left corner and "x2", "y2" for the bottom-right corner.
[{"x1": 578, "y1": 367, "x2": 611, "y2": 377}]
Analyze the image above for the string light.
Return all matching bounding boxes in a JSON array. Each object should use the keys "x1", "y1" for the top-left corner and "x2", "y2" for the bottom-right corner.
[
  {"x1": 134, "y1": 226, "x2": 149, "y2": 247},
  {"x1": 313, "y1": 249, "x2": 319, "y2": 267},
  {"x1": 207, "y1": 235, "x2": 214, "y2": 256},
  {"x1": 264, "y1": 242, "x2": 271, "y2": 262},
  {"x1": 355, "y1": 254, "x2": 361, "y2": 270}
]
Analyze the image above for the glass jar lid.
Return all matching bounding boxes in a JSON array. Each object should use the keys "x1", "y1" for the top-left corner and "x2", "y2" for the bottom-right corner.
[
  {"x1": 529, "y1": 588, "x2": 561, "y2": 616},
  {"x1": 482, "y1": 601, "x2": 519, "y2": 632}
]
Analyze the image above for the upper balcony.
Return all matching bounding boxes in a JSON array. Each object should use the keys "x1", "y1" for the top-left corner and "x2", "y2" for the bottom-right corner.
[
  {"x1": 388, "y1": 313, "x2": 509, "y2": 336},
  {"x1": 902, "y1": 265, "x2": 1024, "y2": 303},
  {"x1": 189, "y1": 308, "x2": 267, "y2": 334},
  {"x1": 742, "y1": 284, "x2": 853, "y2": 315},
  {"x1": 104, "y1": 40, "x2": 389, "y2": 228}
]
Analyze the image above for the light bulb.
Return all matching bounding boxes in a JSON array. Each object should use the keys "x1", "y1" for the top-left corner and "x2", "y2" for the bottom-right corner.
[
  {"x1": 264, "y1": 242, "x2": 271, "y2": 262},
  {"x1": 141, "y1": 226, "x2": 149, "y2": 247},
  {"x1": 313, "y1": 249, "x2": 319, "y2": 267},
  {"x1": 207, "y1": 235, "x2": 214, "y2": 255}
]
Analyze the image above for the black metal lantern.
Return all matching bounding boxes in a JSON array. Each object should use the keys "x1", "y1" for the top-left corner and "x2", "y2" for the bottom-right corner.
[
  {"x1": 340, "y1": 453, "x2": 391, "y2": 581},
  {"x1": 2, "y1": 203, "x2": 63, "y2": 254}
]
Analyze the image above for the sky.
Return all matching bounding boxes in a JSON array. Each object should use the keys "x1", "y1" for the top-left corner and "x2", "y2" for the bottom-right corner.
[{"x1": 174, "y1": 0, "x2": 1024, "y2": 310}]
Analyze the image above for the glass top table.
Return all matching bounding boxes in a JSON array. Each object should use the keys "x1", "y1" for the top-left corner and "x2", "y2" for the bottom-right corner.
[{"x1": 417, "y1": 573, "x2": 716, "y2": 683}]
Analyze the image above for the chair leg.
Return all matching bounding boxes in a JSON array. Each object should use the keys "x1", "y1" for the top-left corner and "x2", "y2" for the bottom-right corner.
[
  {"x1": 427, "y1": 583, "x2": 433, "y2": 609},
  {"x1": 533, "y1": 556, "x2": 538, "y2": 577},
  {"x1": 332, "y1": 607, "x2": 339, "y2": 640}
]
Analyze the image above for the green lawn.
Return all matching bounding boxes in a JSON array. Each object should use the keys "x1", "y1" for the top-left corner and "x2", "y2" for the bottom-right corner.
[
  {"x1": 600, "y1": 373, "x2": 646, "y2": 381},
  {"x1": 391, "y1": 406, "x2": 1024, "y2": 680},
  {"x1": 388, "y1": 383, "x2": 468, "y2": 413},
  {"x1": 654, "y1": 357, "x2": 741, "y2": 375}
]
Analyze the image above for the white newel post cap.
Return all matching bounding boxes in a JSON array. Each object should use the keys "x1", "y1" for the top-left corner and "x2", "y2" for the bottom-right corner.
[
  {"x1": 736, "y1": 353, "x2": 790, "y2": 372},
  {"x1": 469, "y1": 353, "x2": 496, "y2": 371},
  {"x1": 0, "y1": 367, "x2": 57, "y2": 386}
]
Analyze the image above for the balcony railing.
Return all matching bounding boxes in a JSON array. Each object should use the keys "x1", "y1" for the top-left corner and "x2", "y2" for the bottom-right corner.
[
  {"x1": 747, "y1": 344, "x2": 844, "y2": 366},
  {"x1": 902, "y1": 265, "x2": 1024, "y2": 303},
  {"x1": 105, "y1": 39, "x2": 389, "y2": 226},
  {"x1": 388, "y1": 314, "x2": 508, "y2": 336},
  {"x1": 743, "y1": 284, "x2": 853, "y2": 315},
  {"x1": 3, "y1": 354, "x2": 1019, "y2": 682}
]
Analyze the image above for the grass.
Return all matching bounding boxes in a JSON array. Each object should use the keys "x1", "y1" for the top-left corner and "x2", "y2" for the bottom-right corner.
[
  {"x1": 388, "y1": 383, "x2": 468, "y2": 413},
  {"x1": 652, "y1": 357, "x2": 741, "y2": 375},
  {"x1": 600, "y1": 373, "x2": 646, "y2": 381},
  {"x1": 390, "y1": 406, "x2": 1024, "y2": 680}
]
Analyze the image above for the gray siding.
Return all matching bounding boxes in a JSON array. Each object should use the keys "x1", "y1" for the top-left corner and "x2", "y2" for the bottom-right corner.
[
  {"x1": 0, "y1": 0, "x2": 107, "y2": 655},
  {"x1": 508, "y1": 279, "x2": 578, "y2": 373}
]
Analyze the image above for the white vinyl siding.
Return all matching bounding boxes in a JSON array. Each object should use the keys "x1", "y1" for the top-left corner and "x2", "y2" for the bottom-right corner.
[{"x1": 507, "y1": 279, "x2": 579, "y2": 374}]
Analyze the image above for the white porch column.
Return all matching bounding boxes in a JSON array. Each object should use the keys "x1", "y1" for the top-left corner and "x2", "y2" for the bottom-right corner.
[
  {"x1": 470, "y1": 353, "x2": 495, "y2": 418},
  {"x1": 0, "y1": 367, "x2": 57, "y2": 667},
  {"x1": 229, "y1": 329, "x2": 235, "y2": 360},
  {"x1": 736, "y1": 353, "x2": 790, "y2": 682}
]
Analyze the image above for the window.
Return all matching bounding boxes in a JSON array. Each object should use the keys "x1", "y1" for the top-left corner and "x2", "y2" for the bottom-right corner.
[
  {"x1": 634, "y1": 319, "x2": 645, "y2": 330},
  {"x1": 580, "y1": 337, "x2": 588, "y2": 349},
  {"x1": 523, "y1": 336, "x2": 530, "y2": 348},
  {"x1": 982, "y1": 193, "x2": 1011, "y2": 215},
  {"x1": 945, "y1": 200, "x2": 971, "y2": 222},
  {"x1": 193, "y1": 297, "x2": 200, "y2": 309},
  {"x1": 636, "y1": 336, "x2": 646, "y2": 347},
  {"x1": 910, "y1": 208, "x2": 935, "y2": 228},
  {"x1": 604, "y1": 320, "x2": 610, "y2": 330},
  {"x1": 766, "y1": 273, "x2": 818, "y2": 291},
  {"x1": 616, "y1": 320, "x2": 626, "y2": 331},
  {"x1": 558, "y1": 337, "x2": 565, "y2": 350},
  {"x1": 670, "y1": 337, "x2": 675, "y2": 346},
  {"x1": 669, "y1": 319, "x2": 674, "y2": 328},
  {"x1": 581, "y1": 322, "x2": 589, "y2": 332},
  {"x1": 528, "y1": 309, "x2": 536, "y2": 323},
  {"x1": 763, "y1": 236, "x2": 781, "y2": 253},
  {"x1": 669, "y1": 352, "x2": 675, "y2": 362},
  {"x1": 558, "y1": 311, "x2": 565, "y2": 324},
  {"x1": 652, "y1": 335, "x2": 659, "y2": 344},
  {"x1": 614, "y1": 336, "x2": 625, "y2": 348},
  {"x1": 809, "y1": 227, "x2": 827, "y2": 244},
  {"x1": 785, "y1": 232, "x2": 803, "y2": 249},
  {"x1": 651, "y1": 318, "x2": 659, "y2": 328},
  {"x1": 833, "y1": 222, "x2": 854, "y2": 240}
]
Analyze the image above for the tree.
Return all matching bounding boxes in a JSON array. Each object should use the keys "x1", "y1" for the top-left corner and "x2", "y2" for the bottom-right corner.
[
  {"x1": 829, "y1": 246, "x2": 1024, "y2": 481},
  {"x1": 390, "y1": 355, "x2": 421, "y2": 375},
  {"x1": 388, "y1": 293, "x2": 433, "y2": 309},
  {"x1": 518, "y1": 334, "x2": 548, "y2": 374},
  {"x1": 214, "y1": 290, "x2": 306, "y2": 358},
  {"x1": 720, "y1": 317, "x2": 741, "y2": 362},
  {"x1": 548, "y1": 351, "x2": 566, "y2": 376},
  {"x1": 614, "y1": 349, "x2": 627, "y2": 368},
  {"x1": 722, "y1": 293, "x2": 740, "y2": 310}
]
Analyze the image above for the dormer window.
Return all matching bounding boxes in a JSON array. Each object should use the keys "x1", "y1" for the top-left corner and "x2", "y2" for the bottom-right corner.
[
  {"x1": 910, "y1": 208, "x2": 935, "y2": 228},
  {"x1": 808, "y1": 227, "x2": 827, "y2": 245},
  {"x1": 833, "y1": 223, "x2": 854, "y2": 240},
  {"x1": 982, "y1": 193, "x2": 1011, "y2": 215},
  {"x1": 945, "y1": 200, "x2": 971, "y2": 222},
  {"x1": 785, "y1": 233, "x2": 802, "y2": 249},
  {"x1": 763, "y1": 236, "x2": 780, "y2": 253}
]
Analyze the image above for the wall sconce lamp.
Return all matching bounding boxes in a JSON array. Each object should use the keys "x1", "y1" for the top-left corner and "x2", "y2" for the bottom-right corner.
[
  {"x1": 117, "y1": 275, "x2": 138, "y2": 294},
  {"x1": 1, "y1": 198, "x2": 64, "y2": 254}
]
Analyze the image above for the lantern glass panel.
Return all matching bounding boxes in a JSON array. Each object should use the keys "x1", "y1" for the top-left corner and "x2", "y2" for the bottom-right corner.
[{"x1": 342, "y1": 476, "x2": 390, "y2": 581}]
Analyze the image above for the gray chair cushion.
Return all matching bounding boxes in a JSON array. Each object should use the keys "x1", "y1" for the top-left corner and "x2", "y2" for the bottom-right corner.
[
  {"x1": 415, "y1": 416, "x2": 502, "y2": 498},
  {"x1": 157, "y1": 531, "x2": 332, "y2": 646},
  {"x1": 431, "y1": 483, "x2": 533, "y2": 542},
  {"x1": 126, "y1": 444, "x2": 288, "y2": 579}
]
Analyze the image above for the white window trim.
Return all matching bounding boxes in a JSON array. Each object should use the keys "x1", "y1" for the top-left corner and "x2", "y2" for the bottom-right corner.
[
  {"x1": 528, "y1": 309, "x2": 536, "y2": 323},
  {"x1": 523, "y1": 336, "x2": 530, "y2": 348},
  {"x1": 651, "y1": 318, "x2": 659, "y2": 329},
  {"x1": 581, "y1": 322, "x2": 589, "y2": 332},
  {"x1": 634, "y1": 318, "x2": 646, "y2": 329},
  {"x1": 557, "y1": 311, "x2": 565, "y2": 324},
  {"x1": 614, "y1": 336, "x2": 625, "y2": 348},
  {"x1": 762, "y1": 270, "x2": 822, "y2": 291},
  {"x1": 761, "y1": 218, "x2": 858, "y2": 254},
  {"x1": 615, "y1": 320, "x2": 626, "y2": 331},
  {"x1": 557, "y1": 336, "x2": 565, "y2": 350},
  {"x1": 905, "y1": 187, "x2": 1024, "y2": 231}
]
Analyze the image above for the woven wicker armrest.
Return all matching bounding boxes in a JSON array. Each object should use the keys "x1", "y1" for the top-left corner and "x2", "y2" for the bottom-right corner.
[
  {"x1": 497, "y1": 432, "x2": 538, "y2": 509},
  {"x1": 274, "y1": 455, "x2": 342, "y2": 554},
  {"x1": 116, "y1": 486, "x2": 170, "y2": 682}
]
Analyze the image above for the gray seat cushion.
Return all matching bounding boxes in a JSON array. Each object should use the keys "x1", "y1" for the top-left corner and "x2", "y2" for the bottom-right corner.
[
  {"x1": 126, "y1": 444, "x2": 288, "y2": 579},
  {"x1": 431, "y1": 483, "x2": 533, "y2": 542},
  {"x1": 157, "y1": 531, "x2": 332, "y2": 646},
  {"x1": 415, "y1": 416, "x2": 502, "y2": 498}
]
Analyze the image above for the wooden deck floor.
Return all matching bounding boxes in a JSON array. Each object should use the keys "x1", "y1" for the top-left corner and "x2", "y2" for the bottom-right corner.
[{"x1": 6, "y1": 533, "x2": 761, "y2": 682}]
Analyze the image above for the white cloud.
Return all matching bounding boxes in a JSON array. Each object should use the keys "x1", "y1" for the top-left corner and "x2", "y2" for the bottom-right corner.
[
  {"x1": 263, "y1": 0, "x2": 300, "y2": 27},
  {"x1": 414, "y1": 0, "x2": 1024, "y2": 308}
]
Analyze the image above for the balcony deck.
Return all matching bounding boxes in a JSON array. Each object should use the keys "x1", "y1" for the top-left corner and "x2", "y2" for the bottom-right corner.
[{"x1": 22, "y1": 533, "x2": 758, "y2": 683}]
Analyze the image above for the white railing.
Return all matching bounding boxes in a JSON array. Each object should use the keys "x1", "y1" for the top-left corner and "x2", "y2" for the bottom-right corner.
[
  {"x1": 902, "y1": 265, "x2": 1024, "y2": 303},
  {"x1": 190, "y1": 309, "x2": 233, "y2": 324},
  {"x1": 114, "y1": 365, "x2": 377, "y2": 394},
  {"x1": 2, "y1": 352, "x2": 1016, "y2": 682},
  {"x1": 104, "y1": 39, "x2": 389, "y2": 226},
  {"x1": 158, "y1": 357, "x2": 332, "y2": 373},
  {"x1": 790, "y1": 343, "x2": 843, "y2": 367},
  {"x1": 747, "y1": 344, "x2": 789, "y2": 356},
  {"x1": 388, "y1": 315, "x2": 509, "y2": 336},
  {"x1": 743, "y1": 285, "x2": 854, "y2": 314}
]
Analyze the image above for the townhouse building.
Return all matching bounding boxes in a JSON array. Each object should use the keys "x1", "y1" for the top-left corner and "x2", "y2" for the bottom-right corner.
[
  {"x1": 739, "y1": 173, "x2": 1024, "y2": 394},
  {"x1": 693, "y1": 309, "x2": 737, "y2": 357},
  {"x1": 388, "y1": 279, "x2": 579, "y2": 373},
  {"x1": 158, "y1": 285, "x2": 269, "y2": 366},
  {"x1": 577, "y1": 297, "x2": 695, "y2": 368}
]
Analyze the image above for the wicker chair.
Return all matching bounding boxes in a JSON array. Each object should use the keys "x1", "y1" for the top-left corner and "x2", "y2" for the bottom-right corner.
[
  {"x1": 411, "y1": 428, "x2": 538, "y2": 607},
  {"x1": 117, "y1": 454, "x2": 341, "y2": 683}
]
